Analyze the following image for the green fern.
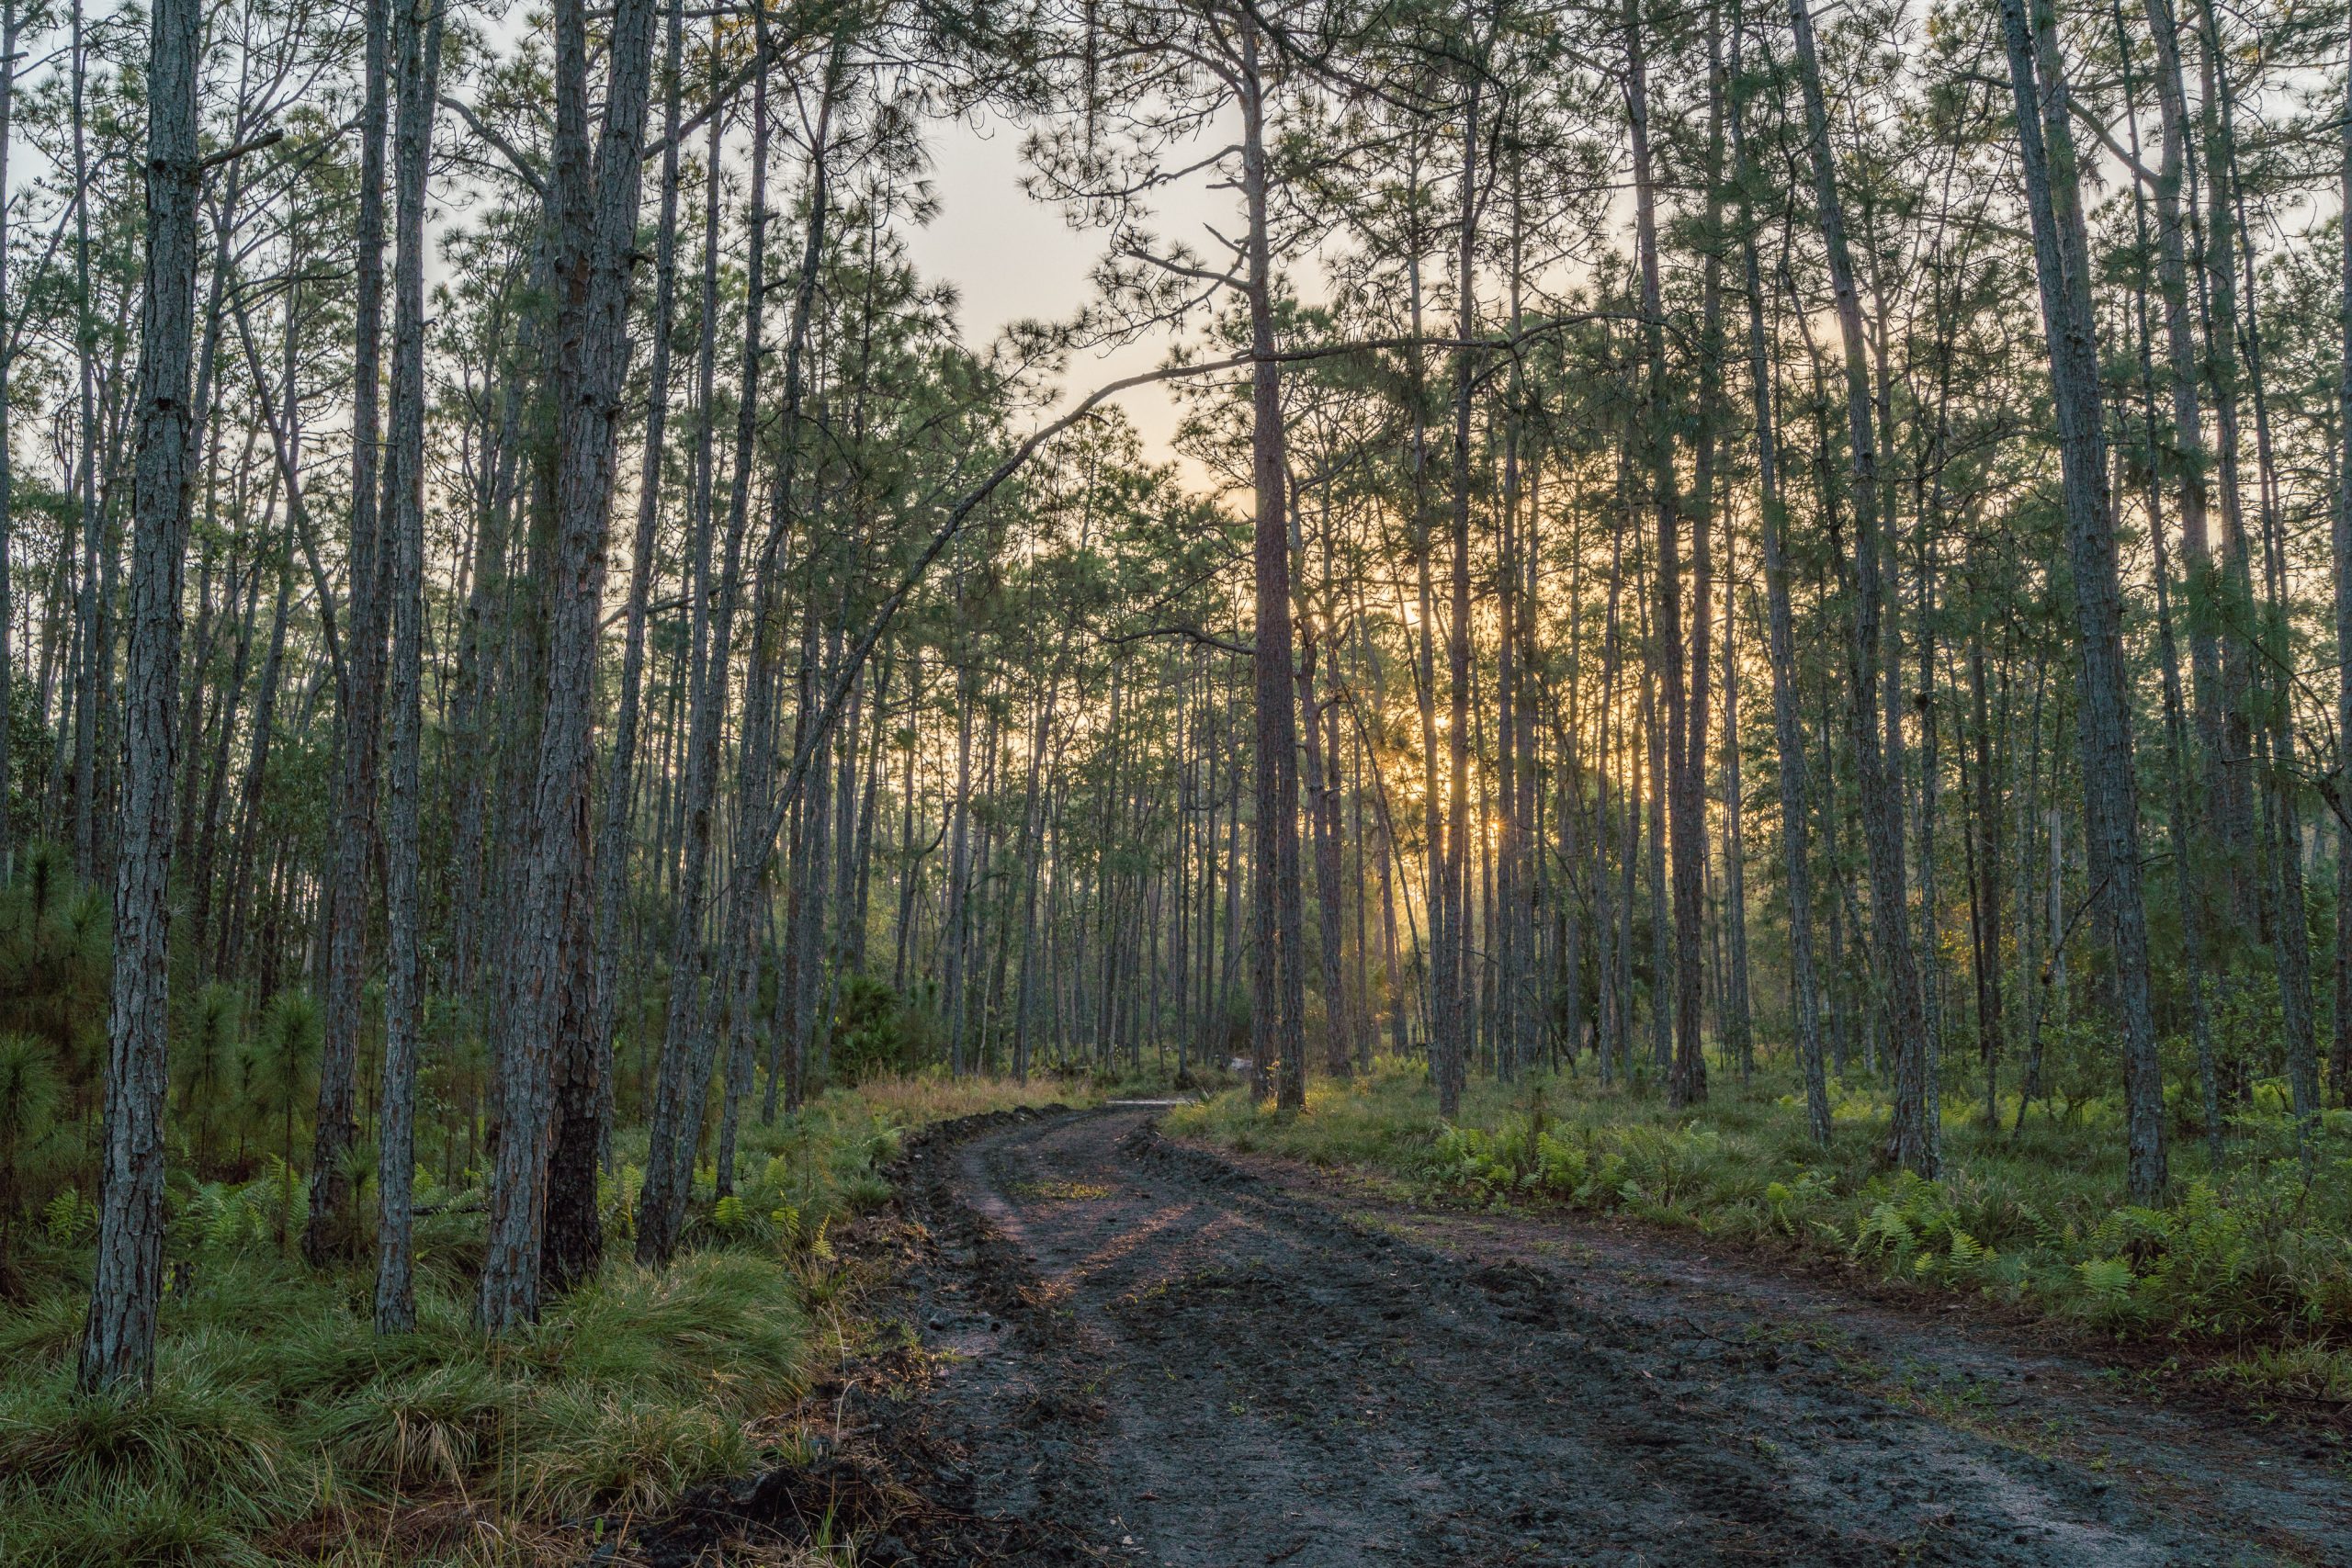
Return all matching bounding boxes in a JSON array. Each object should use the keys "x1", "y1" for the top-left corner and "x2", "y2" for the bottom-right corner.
[
  {"x1": 43, "y1": 1186, "x2": 90, "y2": 1244},
  {"x1": 2075, "y1": 1256, "x2": 2137, "y2": 1302},
  {"x1": 1858, "y1": 1201, "x2": 1916, "y2": 1257},
  {"x1": 1947, "y1": 1229, "x2": 1988, "y2": 1271}
]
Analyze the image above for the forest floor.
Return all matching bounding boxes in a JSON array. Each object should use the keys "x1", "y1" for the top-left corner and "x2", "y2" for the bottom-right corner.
[{"x1": 654, "y1": 1104, "x2": 2352, "y2": 1567}]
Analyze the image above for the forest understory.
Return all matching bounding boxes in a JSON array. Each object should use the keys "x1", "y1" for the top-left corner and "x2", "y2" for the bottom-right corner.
[{"x1": 709, "y1": 1105, "x2": 2352, "y2": 1568}]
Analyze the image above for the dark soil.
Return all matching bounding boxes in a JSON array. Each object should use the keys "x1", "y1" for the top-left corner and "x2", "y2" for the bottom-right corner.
[{"x1": 640, "y1": 1106, "x2": 2352, "y2": 1565}]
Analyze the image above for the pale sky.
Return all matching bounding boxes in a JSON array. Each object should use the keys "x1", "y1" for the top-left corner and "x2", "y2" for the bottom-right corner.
[{"x1": 907, "y1": 107, "x2": 1238, "y2": 487}]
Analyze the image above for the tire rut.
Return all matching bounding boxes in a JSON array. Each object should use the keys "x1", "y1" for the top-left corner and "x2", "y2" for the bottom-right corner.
[{"x1": 900, "y1": 1108, "x2": 2345, "y2": 1567}]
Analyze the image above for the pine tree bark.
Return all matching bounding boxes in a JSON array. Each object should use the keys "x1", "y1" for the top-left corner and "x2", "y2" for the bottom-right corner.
[
  {"x1": 479, "y1": 0, "x2": 661, "y2": 1328},
  {"x1": 1789, "y1": 0, "x2": 1930, "y2": 1168},
  {"x1": 587, "y1": 0, "x2": 690, "y2": 1177},
  {"x1": 80, "y1": 0, "x2": 199, "y2": 1392},
  {"x1": 638, "y1": 58, "x2": 765, "y2": 1266},
  {"x1": 373, "y1": 0, "x2": 445, "y2": 1332},
  {"x1": 1997, "y1": 0, "x2": 2167, "y2": 1202},
  {"x1": 306, "y1": 0, "x2": 391, "y2": 1264},
  {"x1": 1241, "y1": 24, "x2": 1306, "y2": 1111}
]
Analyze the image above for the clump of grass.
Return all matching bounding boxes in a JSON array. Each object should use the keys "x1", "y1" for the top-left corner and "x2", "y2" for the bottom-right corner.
[
  {"x1": 0, "y1": 1361, "x2": 301, "y2": 1527},
  {"x1": 0, "y1": 1069, "x2": 1060, "y2": 1567},
  {"x1": 0, "y1": 1284, "x2": 91, "y2": 1362},
  {"x1": 0, "y1": 1247, "x2": 804, "y2": 1566},
  {"x1": 542, "y1": 1249, "x2": 810, "y2": 1406},
  {"x1": 321, "y1": 1359, "x2": 514, "y2": 1494},
  {"x1": 853, "y1": 1068, "x2": 1096, "y2": 1125},
  {"x1": 1167, "y1": 1057, "x2": 2352, "y2": 1396},
  {"x1": 7, "y1": 1478, "x2": 269, "y2": 1568},
  {"x1": 514, "y1": 1386, "x2": 755, "y2": 1519},
  {"x1": 2211, "y1": 1341, "x2": 2352, "y2": 1404}
]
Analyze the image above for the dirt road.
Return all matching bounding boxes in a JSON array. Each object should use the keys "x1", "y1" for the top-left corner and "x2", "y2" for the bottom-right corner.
[{"x1": 884, "y1": 1107, "x2": 2347, "y2": 1567}]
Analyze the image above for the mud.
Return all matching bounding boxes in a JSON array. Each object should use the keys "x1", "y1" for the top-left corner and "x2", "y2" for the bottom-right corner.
[
  {"x1": 887, "y1": 1106, "x2": 2349, "y2": 1567},
  {"x1": 624, "y1": 1105, "x2": 2350, "y2": 1564}
]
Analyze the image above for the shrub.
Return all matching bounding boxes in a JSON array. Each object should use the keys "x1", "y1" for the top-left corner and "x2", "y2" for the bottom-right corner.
[{"x1": 829, "y1": 975, "x2": 938, "y2": 1085}]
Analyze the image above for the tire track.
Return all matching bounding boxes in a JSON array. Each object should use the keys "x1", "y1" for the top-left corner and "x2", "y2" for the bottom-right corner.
[{"x1": 900, "y1": 1108, "x2": 2343, "y2": 1567}]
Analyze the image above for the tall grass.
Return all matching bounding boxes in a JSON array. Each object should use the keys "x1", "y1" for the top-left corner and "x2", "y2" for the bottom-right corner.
[
  {"x1": 1167, "y1": 1060, "x2": 2352, "y2": 1387},
  {"x1": 851, "y1": 1069, "x2": 1098, "y2": 1126},
  {"x1": 0, "y1": 1072, "x2": 1065, "y2": 1567},
  {"x1": 0, "y1": 1248, "x2": 807, "y2": 1566}
]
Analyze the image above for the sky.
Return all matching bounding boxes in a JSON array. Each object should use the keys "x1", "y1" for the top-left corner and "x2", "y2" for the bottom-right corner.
[{"x1": 905, "y1": 107, "x2": 1237, "y2": 488}]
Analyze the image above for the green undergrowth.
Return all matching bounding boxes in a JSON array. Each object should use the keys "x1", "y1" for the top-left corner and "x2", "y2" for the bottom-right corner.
[
  {"x1": 0, "y1": 1071, "x2": 1072, "y2": 1568},
  {"x1": 1166, "y1": 1059, "x2": 2352, "y2": 1404}
]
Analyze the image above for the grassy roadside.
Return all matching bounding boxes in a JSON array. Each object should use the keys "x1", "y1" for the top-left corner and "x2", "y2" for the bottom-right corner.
[
  {"x1": 0, "y1": 1071, "x2": 1088, "y2": 1568},
  {"x1": 1165, "y1": 1060, "x2": 2352, "y2": 1406}
]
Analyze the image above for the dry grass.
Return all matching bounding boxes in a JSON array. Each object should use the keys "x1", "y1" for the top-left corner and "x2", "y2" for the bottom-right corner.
[{"x1": 851, "y1": 1070, "x2": 1097, "y2": 1125}]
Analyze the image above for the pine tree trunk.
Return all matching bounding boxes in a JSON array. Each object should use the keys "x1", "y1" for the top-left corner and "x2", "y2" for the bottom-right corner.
[
  {"x1": 220, "y1": 513, "x2": 292, "y2": 980},
  {"x1": 1437, "y1": 76, "x2": 1482, "y2": 1113},
  {"x1": 2137, "y1": 0, "x2": 2228, "y2": 873},
  {"x1": 373, "y1": 0, "x2": 444, "y2": 1331},
  {"x1": 67, "y1": 0, "x2": 101, "y2": 880},
  {"x1": 1721, "y1": 542, "x2": 1754, "y2": 1078},
  {"x1": 80, "y1": 0, "x2": 199, "y2": 1391},
  {"x1": 2224, "y1": 128, "x2": 2322, "y2": 1143},
  {"x1": 1790, "y1": 0, "x2": 1931, "y2": 1168},
  {"x1": 0, "y1": 0, "x2": 19, "y2": 873},
  {"x1": 2190, "y1": 5, "x2": 2261, "y2": 939},
  {"x1": 1301, "y1": 600, "x2": 1349, "y2": 1080},
  {"x1": 587, "y1": 0, "x2": 690, "y2": 1176},
  {"x1": 1964, "y1": 635, "x2": 2006, "y2": 1125},
  {"x1": 2335, "y1": 40, "x2": 2352, "y2": 1106},
  {"x1": 738, "y1": 67, "x2": 840, "y2": 1122},
  {"x1": 188, "y1": 523, "x2": 265, "y2": 977},
  {"x1": 637, "y1": 60, "x2": 764, "y2": 1266},
  {"x1": 1241, "y1": 26, "x2": 1306, "y2": 1111},
  {"x1": 304, "y1": 0, "x2": 390, "y2": 1265},
  {"x1": 480, "y1": 0, "x2": 661, "y2": 1327},
  {"x1": 942, "y1": 660, "x2": 978, "y2": 1070},
  {"x1": 1998, "y1": 0, "x2": 2167, "y2": 1201}
]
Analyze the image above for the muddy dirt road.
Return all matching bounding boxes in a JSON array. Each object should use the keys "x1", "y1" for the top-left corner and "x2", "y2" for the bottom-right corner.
[{"x1": 891, "y1": 1107, "x2": 2348, "y2": 1566}]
